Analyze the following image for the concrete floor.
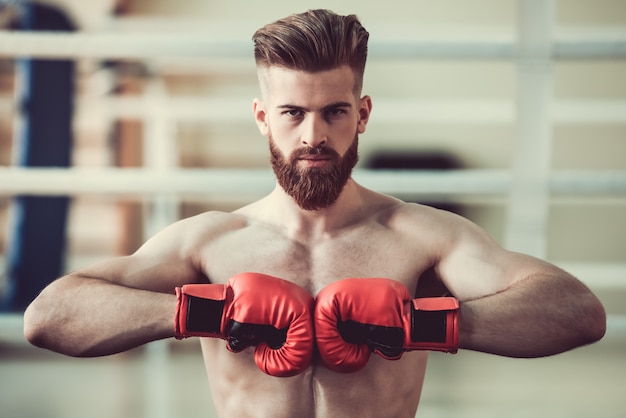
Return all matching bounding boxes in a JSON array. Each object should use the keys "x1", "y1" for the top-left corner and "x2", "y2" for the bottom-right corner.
[{"x1": 1, "y1": 314, "x2": 625, "y2": 418}]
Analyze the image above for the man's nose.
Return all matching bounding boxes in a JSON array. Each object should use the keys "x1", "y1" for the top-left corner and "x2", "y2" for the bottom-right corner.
[{"x1": 301, "y1": 115, "x2": 327, "y2": 148}]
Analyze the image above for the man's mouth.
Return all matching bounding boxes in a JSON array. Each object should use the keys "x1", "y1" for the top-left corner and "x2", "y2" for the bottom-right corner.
[
  {"x1": 298, "y1": 155, "x2": 332, "y2": 167},
  {"x1": 299, "y1": 155, "x2": 330, "y2": 161}
]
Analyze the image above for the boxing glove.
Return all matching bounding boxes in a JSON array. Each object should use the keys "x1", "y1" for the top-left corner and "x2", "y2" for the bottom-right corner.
[
  {"x1": 315, "y1": 278, "x2": 458, "y2": 373},
  {"x1": 175, "y1": 272, "x2": 314, "y2": 377}
]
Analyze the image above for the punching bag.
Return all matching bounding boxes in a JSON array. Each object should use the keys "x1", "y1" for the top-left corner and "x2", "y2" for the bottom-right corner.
[{"x1": 2, "y1": 2, "x2": 75, "y2": 311}]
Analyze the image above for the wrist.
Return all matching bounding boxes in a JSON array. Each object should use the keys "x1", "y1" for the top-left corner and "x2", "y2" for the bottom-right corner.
[
  {"x1": 174, "y1": 284, "x2": 226, "y2": 339},
  {"x1": 406, "y1": 297, "x2": 459, "y2": 353}
]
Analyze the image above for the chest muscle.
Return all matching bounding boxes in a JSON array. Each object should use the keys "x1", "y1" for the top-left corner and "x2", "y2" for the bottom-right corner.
[{"x1": 200, "y1": 223, "x2": 430, "y2": 296}]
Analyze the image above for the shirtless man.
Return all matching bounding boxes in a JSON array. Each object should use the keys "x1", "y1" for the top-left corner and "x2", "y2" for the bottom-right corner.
[{"x1": 23, "y1": 9, "x2": 606, "y2": 418}]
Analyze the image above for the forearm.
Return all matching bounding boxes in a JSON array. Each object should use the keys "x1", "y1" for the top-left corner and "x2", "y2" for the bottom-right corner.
[
  {"x1": 24, "y1": 274, "x2": 177, "y2": 357},
  {"x1": 457, "y1": 273, "x2": 606, "y2": 357}
]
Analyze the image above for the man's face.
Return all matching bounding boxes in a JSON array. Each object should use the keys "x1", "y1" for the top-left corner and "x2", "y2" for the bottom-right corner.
[{"x1": 253, "y1": 65, "x2": 372, "y2": 210}]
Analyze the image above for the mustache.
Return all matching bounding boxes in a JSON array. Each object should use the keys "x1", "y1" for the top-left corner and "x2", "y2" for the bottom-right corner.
[{"x1": 292, "y1": 146, "x2": 339, "y2": 159}]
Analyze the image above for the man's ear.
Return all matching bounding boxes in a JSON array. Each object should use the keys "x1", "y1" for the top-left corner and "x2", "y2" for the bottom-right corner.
[
  {"x1": 357, "y1": 95, "x2": 372, "y2": 134},
  {"x1": 253, "y1": 98, "x2": 270, "y2": 137}
]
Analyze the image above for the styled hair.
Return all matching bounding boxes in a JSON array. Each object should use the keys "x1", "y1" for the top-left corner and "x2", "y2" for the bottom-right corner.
[{"x1": 252, "y1": 9, "x2": 369, "y2": 93}]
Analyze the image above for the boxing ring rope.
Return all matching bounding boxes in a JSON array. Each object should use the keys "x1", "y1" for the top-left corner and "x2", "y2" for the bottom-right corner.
[
  {"x1": 0, "y1": 29, "x2": 625, "y2": 60},
  {"x1": 0, "y1": 167, "x2": 624, "y2": 197},
  {"x1": 2, "y1": 95, "x2": 626, "y2": 125}
]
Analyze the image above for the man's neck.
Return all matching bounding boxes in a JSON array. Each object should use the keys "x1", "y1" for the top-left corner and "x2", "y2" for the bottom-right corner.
[{"x1": 268, "y1": 178, "x2": 366, "y2": 240}]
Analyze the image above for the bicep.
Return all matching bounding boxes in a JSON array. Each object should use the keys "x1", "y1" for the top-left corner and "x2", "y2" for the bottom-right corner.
[
  {"x1": 72, "y1": 253, "x2": 205, "y2": 294},
  {"x1": 70, "y1": 221, "x2": 207, "y2": 293},
  {"x1": 433, "y1": 215, "x2": 559, "y2": 302}
]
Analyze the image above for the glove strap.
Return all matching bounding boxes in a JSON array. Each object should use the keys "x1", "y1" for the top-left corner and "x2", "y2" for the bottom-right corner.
[
  {"x1": 408, "y1": 297, "x2": 459, "y2": 353},
  {"x1": 175, "y1": 285, "x2": 226, "y2": 339}
]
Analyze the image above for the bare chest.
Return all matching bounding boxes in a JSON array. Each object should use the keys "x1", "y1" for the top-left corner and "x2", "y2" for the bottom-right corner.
[{"x1": 199, "y1": 223, "x2": 431, "y2": 296}]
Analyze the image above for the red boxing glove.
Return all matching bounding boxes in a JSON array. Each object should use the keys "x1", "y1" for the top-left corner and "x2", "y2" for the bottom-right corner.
[
  {"x1": 175, "y1": 272, "x2": 314, "y2": 377},
  {"x1": 315, "y1": 278, "x2": 458, "y2": 373}
]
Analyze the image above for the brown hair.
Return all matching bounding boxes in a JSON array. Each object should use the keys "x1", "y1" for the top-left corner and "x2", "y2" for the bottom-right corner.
[{"x1": 253, "y1": 9, "x2": 369, "y2": 93}]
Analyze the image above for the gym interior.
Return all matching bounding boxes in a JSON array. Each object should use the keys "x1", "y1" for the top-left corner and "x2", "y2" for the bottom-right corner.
[{"x1": 0, "y1": 1, "x2": 625, "y2": 417}]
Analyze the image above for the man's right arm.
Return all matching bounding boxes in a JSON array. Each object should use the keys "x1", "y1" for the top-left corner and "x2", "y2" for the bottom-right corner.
[
  {"x1": 23, "y1": 217, "x2": 208, "y2": 357},
  {"x1": 24, "y1": 259, "x2": 183, "y2": 357}
]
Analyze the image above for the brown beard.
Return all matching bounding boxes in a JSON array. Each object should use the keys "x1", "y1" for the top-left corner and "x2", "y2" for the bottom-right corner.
[{"x1": 269, "y1": 135, "x2": 359, "y2": 211}]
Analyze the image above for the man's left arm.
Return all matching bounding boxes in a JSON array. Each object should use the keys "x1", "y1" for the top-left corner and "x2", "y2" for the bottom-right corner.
[{"x1": 435, "y1": 215, "x2": 606, "y2": 358}]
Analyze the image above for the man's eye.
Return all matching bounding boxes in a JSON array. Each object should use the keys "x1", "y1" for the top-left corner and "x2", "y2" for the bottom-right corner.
[
  {"x1": 284, "y1": 109, "x2": 302, "y2": 117},
  {"x1": 327, "y1": 108, "x2": 346, "y2": 117}
]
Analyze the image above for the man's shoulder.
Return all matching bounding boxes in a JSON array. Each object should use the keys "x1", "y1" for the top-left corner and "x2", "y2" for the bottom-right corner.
[
  {"x1": 363, "y1": 187, "x2": 454, "y2": 220},
  {"x1": 177, "y1": 210, "x2": 250, "y2": 232},
  {"x1": 381, "y1": 200, "x2": 454, "y2": 224},
  {"x1": 156, "y1": 210, "x2": 251, "y2": 247},
  {"x1": 378, "y1": 200, "x2": 476, "y2": 244}
]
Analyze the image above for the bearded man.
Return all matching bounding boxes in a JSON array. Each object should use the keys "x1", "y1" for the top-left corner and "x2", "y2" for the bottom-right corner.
[{"x1": 24, "y1": 9, "x2": 605, "y2": 418}]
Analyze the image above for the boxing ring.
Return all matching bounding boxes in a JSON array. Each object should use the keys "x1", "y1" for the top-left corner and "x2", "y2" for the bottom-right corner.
[
  {"x1": 0, "y1": 5, "x2": 624, "y2": 275},
  {"x1": 0, "y1": 1, "x2": 625, "y2": 417}
]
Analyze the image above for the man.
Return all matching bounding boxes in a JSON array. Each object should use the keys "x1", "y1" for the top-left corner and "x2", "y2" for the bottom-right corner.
[{"x1": 24, "y1": 9, "x2": 605, "y2": 418}]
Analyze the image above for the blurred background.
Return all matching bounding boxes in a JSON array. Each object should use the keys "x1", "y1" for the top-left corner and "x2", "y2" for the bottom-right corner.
[{"x1": 0, "y1": 0, "x2": 624, "y2": 417}]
